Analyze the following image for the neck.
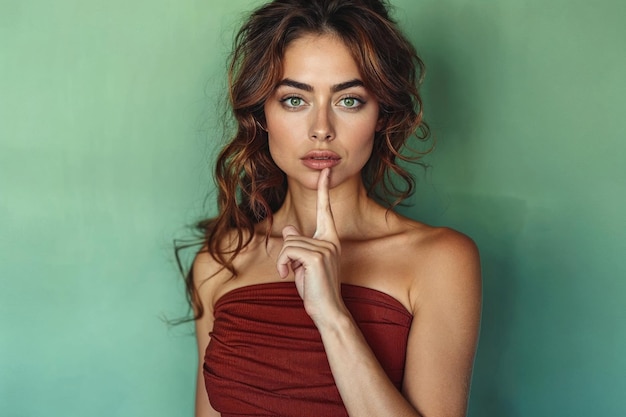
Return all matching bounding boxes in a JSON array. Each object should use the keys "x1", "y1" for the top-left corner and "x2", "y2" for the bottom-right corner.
[{"x1": 272, "y1": 175, "x2": 374, "y2": 238}]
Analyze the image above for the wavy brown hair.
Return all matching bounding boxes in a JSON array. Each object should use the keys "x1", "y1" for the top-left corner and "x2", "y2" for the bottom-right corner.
[{"x1": 179, "y1": 0, "x2": 430, "y2": 321}]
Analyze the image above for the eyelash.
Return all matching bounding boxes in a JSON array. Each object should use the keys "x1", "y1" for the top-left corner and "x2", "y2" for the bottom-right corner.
[
  {"x1": 280, "y1": 96, "x2": 305, "y2": 109},
  {"x1": 279, "y1": 95, "x2": 365, "y2": 110},
  {"x1": 338, "y1": 96, "x2": 365, "y2": 109}
]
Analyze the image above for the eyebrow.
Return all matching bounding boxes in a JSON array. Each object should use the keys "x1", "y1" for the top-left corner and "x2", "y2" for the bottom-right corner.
[{"x1": 277, "y1": 78, "x2": 365, "y2": 93}]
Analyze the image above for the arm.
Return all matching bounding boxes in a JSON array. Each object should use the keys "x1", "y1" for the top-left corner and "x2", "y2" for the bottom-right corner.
[
  {"x1": 192, "y1": 251, "x2": 223, "y2": 417},
  {"x1": 402, "y1": 231, "x2": 482, "y2": 416},
  {"x1": 321, "y1": 231, "x2": 481, "y2": 417}
]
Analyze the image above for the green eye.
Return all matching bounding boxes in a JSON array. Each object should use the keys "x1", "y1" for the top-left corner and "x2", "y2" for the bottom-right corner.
[
  {"x1": 340, "y1": 97, "x2": 362, "y2": 108},
  {"x1": 288, "y1": 97, "x2": 302, "y2": 107},
  {"x1": 343, "y1": 97, "x2": 356, "y2": 107}
]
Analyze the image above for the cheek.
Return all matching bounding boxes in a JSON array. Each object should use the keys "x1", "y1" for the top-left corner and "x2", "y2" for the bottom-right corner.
[
  {"x1": 356, "y1": 137, "x2": 375, "y2": 164},
  {"x1": 266, "y1": 113, "x2": 299, "y2": 145},
  {"x1": 267, "y1": 134, "x2": 294, "y2": 173},
  {"x1": 265, "y1": 116, "x2": 291, "y2": 158},
  {"x1": 267, "y1": 136, "x2": 283, "y2": 159},
  {"x1": 351, "y1": 121, "x2": 377, "y2": 152}
]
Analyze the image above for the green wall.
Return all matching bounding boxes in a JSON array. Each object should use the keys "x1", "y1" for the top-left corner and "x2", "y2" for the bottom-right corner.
[
  {"x1": 1, "y1": 1, "x2": 624, "y2": 416},
  {"x1": 393, "y1": 1, "x2": 626, "y2": 416}
]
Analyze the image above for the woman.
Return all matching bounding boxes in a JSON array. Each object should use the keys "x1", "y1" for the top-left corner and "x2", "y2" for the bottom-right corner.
[{"x1": 187, "y1": 0, "x2": 481, "y2": 416}]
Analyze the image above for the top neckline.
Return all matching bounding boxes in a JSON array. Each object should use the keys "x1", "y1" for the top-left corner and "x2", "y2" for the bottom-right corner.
[{"x1": 214, "y1": 281, "x2": 412, "y2": 316}]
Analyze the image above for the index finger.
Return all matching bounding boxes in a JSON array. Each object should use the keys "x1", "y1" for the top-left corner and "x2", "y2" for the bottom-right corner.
[{"x1": 313, "y1": 168, "x2": 339, "y2": 243}]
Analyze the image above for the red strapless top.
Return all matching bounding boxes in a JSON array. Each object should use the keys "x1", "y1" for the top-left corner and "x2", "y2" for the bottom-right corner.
[{"x1": 204, "y1": 282, "x2": 412, "y2": 417}]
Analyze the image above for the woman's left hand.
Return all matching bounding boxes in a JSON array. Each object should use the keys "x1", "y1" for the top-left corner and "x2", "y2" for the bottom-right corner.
[{"x1": 276, "y1": 168, "x2": 346, "y2": 327}]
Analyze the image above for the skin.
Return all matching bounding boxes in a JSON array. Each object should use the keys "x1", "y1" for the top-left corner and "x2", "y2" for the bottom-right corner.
[
  {"x1": 264, "y1": 34, "x2": 380, "y2": 197},
  {"x1": 194, "y1": 34, "x2": 482, "y2": 417}
]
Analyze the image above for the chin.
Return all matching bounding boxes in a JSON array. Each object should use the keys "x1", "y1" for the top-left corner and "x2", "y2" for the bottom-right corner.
[
  {"x1": 282, "y1": 169, "x2": 323, "y2": 190},
  {"x1": 279, "y1": 160, "x2": 364, "y2": 191}
]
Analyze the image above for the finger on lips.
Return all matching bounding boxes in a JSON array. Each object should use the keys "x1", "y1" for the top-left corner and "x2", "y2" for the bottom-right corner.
[
  {"x1": 277, "y1": 168, "x2": 340, "y2": 279},
  {"x1": 313, "y1": 168, "x2": 337, "y2": 241}
]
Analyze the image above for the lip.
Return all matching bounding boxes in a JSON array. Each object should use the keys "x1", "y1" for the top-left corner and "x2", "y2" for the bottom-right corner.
[{"x1": 300, "y1": 150, "x2": 342, "y2": 170}]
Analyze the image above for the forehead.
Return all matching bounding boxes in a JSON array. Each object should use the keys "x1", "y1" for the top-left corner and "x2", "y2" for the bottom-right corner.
[{"x1": 281, "y1": 34, "x2": 363, "y2": 84}]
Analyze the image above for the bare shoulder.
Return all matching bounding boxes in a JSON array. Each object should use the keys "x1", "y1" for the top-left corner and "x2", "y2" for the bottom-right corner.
[
  {"x1": 192, "y1": 246, "x2": 229, "y2": 285},
  {"x1": 192, "y1": 226, "x2": 256, "y2": 277},
  {"x1": 192, "y1": 227, "x2": 273, "y2": 309},
  {"x1": 391, "y1": 216, "x2": 481, "y2": 309},
  {"x1": 191, "y1": 246, "x2": 230, "y2": 314},
  {"x1": 412, "y1": 223, "x2": 478, "y2": 270},
  {"x1": 191, "y1": 227, "x2": 249, "y2": 308},
  {"x1": 389, "y1": 213, "x2": 477, "y2": 255}
]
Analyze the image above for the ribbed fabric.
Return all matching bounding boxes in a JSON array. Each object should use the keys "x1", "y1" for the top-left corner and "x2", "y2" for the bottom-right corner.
[{"x1": 204, "y1": 282, "x2": 412, "y2": 417}]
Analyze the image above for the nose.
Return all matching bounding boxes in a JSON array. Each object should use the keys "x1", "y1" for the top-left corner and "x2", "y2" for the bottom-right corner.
[{"x1": 309, "y1": 105, "x2": 335, "y2": 141}]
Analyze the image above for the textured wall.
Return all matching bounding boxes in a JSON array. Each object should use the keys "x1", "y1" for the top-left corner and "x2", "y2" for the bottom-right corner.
[{"x1": 1, "y1": 0, "x2": 624, "y2": 416}]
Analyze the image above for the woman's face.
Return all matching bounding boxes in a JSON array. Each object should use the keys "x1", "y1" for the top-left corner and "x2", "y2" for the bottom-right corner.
[{"x1": 264, "y1": 33, "x2": 380, "y2": 191}]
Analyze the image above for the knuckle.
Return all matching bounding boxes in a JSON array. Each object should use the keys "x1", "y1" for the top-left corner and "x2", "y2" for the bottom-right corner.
[
  {"x1": 320, "y1": 241, "x2": 337, "y2": 253},
  {"x1": 311, "y1": 252, "x2": 324, "y2": 264}
]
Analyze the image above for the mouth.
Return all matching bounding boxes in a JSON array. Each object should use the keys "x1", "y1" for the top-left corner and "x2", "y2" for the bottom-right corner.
[
  {"x1": 301, "y1": 150, "x2": 341, "y2": 161},
  {"x1": 300, "y1": 150, "x2": 342, "y2": 169}
]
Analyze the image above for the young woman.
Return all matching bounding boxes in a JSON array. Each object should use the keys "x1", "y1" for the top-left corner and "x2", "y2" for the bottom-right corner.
[{"x1": 187, "y1": 1, "x2": 481, "y2": 416}]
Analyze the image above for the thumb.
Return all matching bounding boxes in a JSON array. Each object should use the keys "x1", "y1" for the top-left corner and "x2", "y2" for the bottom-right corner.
[
  {"x1": 276, "y1": 225, "x2": 302, "y2": 279},
  {"x1": 282, "y1": 225, "x2": 302, "y2": 239}
]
